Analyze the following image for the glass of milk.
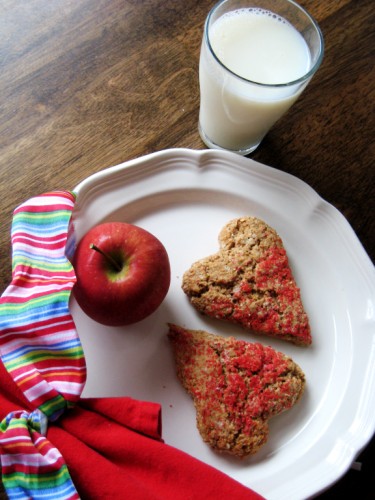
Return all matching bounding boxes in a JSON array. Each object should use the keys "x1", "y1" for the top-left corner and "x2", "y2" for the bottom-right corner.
[{"x1": 198, "y1": 0, "x2": 324, "y2": 155}]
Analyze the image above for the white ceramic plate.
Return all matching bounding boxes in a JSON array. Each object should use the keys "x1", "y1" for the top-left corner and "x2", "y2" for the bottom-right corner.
[{"x1": 71, "y1": 148, "x2": 375, "y2": 500}]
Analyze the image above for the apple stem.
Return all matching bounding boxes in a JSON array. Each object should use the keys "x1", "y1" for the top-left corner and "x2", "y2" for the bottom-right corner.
[{"x1": 90, "y1": 243, "x2": 123, "y2": 272}]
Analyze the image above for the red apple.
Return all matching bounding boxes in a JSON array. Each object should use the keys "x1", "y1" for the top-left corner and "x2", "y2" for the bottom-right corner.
[{"x1": 72, "y1": 222, "x2": 171, "y2": 326}]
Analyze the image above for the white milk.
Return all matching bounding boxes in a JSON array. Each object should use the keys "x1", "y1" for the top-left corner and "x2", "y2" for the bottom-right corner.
[{"x1": 199, "y1": 8, "x2": 312, "y2": 153}]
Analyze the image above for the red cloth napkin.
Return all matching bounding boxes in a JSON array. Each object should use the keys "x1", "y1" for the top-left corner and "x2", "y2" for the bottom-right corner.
[
  {"x1": 0, "y1": 360, "x2": 264, "y2": 499},
  {"x1": 0, "y1": 191, "x2": 264, "y2": 499}
]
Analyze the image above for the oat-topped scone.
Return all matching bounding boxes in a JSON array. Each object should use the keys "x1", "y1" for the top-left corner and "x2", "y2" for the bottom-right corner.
[
  {"x1": 182, "y1": 216, "x2": 311, "y2": 346},
  {"x1": 168, "y1": 324, "x2": 305, "y2": 458}
]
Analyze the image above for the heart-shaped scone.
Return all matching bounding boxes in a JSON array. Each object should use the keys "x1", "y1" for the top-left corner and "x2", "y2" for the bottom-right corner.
[
  {"x1": 168, "y1": 324, "x2": 306, "y2": 458},
  {"x1": 182, "y1": 216, "x2": 311, "y2": 346}
]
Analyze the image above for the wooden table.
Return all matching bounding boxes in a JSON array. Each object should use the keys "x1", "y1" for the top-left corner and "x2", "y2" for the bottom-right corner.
[{"x1": 0, "y1": 1, "x2": 373, "y2": 498}]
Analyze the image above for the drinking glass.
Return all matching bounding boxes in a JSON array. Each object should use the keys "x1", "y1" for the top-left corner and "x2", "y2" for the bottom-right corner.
[{"x1": 198, "y1": 0, "x2": 324, "y2": 155}]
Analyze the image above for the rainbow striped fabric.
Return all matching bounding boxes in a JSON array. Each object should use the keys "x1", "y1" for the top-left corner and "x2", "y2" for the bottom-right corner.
[{"x1": 0, "y1": 191, "x2": 86, "y2": 499}]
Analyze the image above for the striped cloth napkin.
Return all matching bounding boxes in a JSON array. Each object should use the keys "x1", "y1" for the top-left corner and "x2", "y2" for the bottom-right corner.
[{"x1": 0, "y1": 191, "x2": 86, "y2": 499}]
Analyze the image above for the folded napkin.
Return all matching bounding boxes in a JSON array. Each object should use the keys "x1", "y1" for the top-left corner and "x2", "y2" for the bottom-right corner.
[{"x1": 0, "y1": 191, "x2": 264, "y2": 499}]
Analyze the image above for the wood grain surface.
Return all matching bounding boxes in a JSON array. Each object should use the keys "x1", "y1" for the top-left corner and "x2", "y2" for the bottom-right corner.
[{"x1": 0, "y1": 1, "x2": 374, "y2": 498}]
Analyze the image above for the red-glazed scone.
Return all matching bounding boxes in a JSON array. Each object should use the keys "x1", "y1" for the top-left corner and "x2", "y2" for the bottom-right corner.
[
  {"x1": 168, "y1": 324, "x2": 306, "y2": 458},
  {"x1": 182, "y1": 216, "x2": 311, "y2": 346}
]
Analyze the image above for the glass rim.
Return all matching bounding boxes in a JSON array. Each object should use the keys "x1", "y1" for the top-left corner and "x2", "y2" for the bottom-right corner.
[{"x1": 204, "y1": 0, "x2": 325, "y2": 88}]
